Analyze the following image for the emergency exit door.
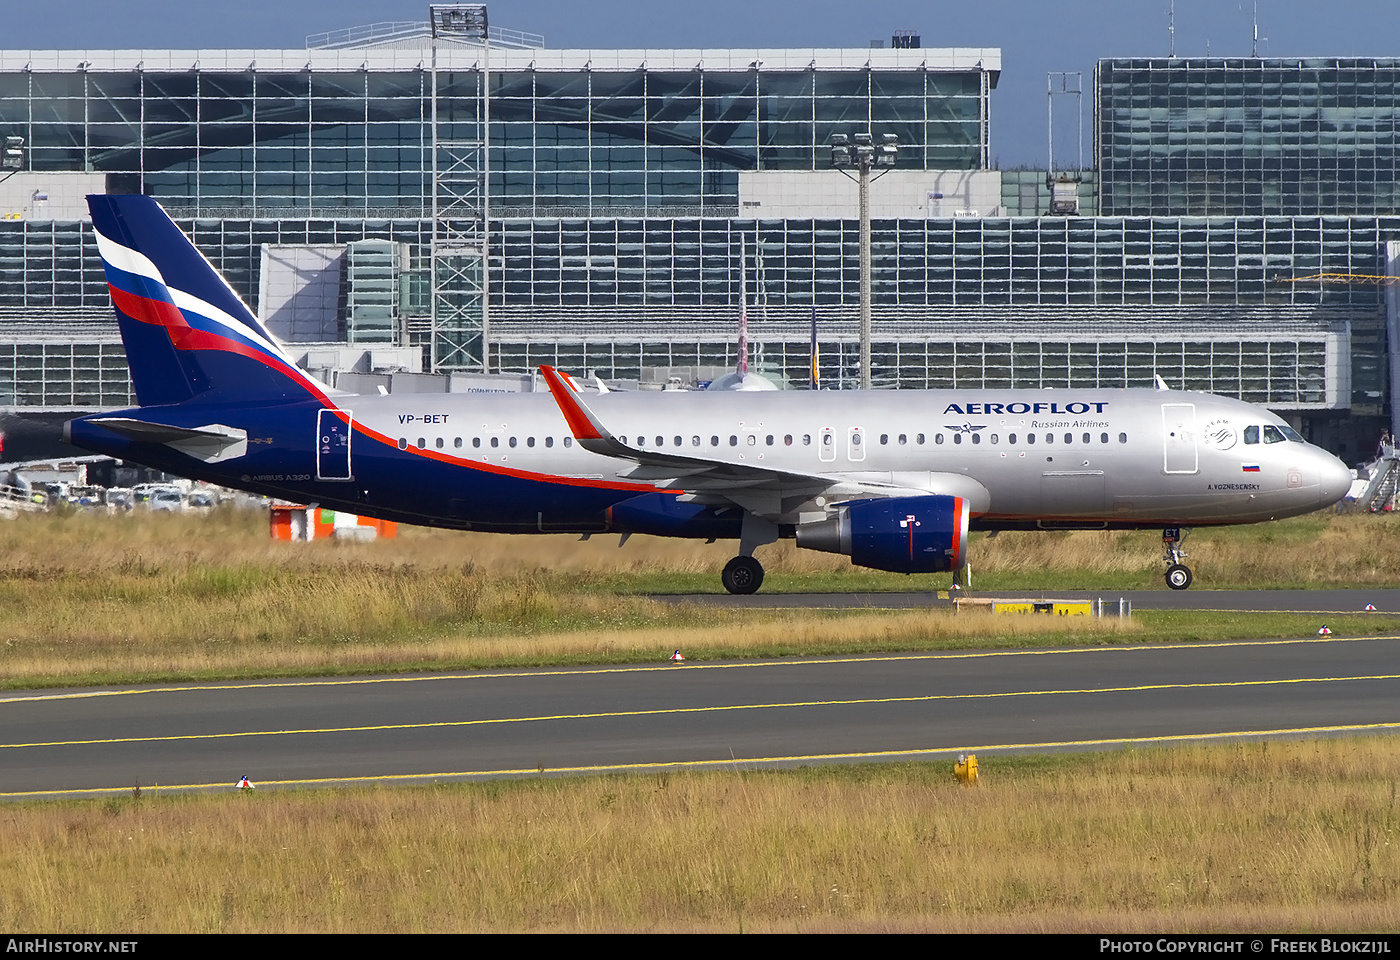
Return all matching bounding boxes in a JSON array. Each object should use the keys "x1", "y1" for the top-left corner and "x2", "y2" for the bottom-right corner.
[{"x1": 317, "y1": 408, "x2": 353, "y2": 481}]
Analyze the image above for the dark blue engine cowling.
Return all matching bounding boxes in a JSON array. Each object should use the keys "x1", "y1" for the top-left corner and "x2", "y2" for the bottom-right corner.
[
  {"x1": 795, "y1": 494, "x2": 970, "y2": 574},
  {"x1": 607, "y1": 492, "x2": 744, "y2": 540}
]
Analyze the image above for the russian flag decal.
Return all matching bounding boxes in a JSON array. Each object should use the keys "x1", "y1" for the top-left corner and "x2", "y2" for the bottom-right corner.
[{"x1": 1241, "y1": 464, "x2": 1261, "y2": 472}]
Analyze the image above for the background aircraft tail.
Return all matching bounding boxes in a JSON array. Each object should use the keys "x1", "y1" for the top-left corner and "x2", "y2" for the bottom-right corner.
[{"x1": 87, "y1": 194, "x2": 331, "y2": 407}]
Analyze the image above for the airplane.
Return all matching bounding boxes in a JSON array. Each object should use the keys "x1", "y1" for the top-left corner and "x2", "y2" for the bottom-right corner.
[{"x1": 65, "y1": 195, "x2": 1354, "y2": 593}]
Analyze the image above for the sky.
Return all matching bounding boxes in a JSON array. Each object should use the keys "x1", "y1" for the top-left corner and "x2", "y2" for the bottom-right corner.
[{"x1": 2, "y1": 0, "x2": 1398, "y2": 167}]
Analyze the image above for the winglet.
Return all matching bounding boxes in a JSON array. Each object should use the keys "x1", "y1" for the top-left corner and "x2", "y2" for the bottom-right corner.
[{"x1": 540, "y1": 365, "x2": 622, "y2": 454}]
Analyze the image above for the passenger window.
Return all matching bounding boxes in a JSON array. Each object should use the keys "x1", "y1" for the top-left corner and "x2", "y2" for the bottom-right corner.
[
  {"x1": 1046, "y1": 433, "x2": 1054, "y2": 444},
  {"x1": 528, "y1": 437, "x2": 535, "y2": 448},
  {"x1": 1118, "y1": 433, "x2": 1128, "y2": 444},
  {"x1": 971, "y1": 434, "x2": 981, "y2": 445},
  {"x1": 397, "y1": 438, "x2": 407, "y2": 450},
  {"x1": 880, "y1": 434, "x2": 889, "y2": 445},
  {"x1": 784, "y1": 435, "x2": 793, "y2": 446},
  {"x1": 454, "y1": 437, "x2": 463, "y2": 449},
  {"x1": 674, "y1": 436, "x2": 682, "y2": 447},
  {"x1": 730, "y1": 436, "x2": 738, "y2": 446},
  {"x1": 1009, "y1": 433, "x2": 1017, "y2": 444},
  {"x1": 898, "y1": 434, "x2": 907, "y2": 445},
  {"x1": 564, "y1": 437, "x2": 573, "y2": 448},
  {"x1": 803, "y1": 435, "x2": 812, "y2": 446},
  {"x1": 766, "y1": 435, "x2": 774, "y2": 446},
  {"x1": 990, "y1": 434, "x2": 999, "y2": 444},
  {"x1": 435, "y1": 438, "x2": 444, "y2": 449},
  {"x1": 852, "y1": 433, "x2": 862, "y2": 446},
  {"x1": 1027, "y1": 434, "x2": 1036, "y2": 445},
  {"x1": 935, "y1": 434, "x2": 944, "y2": 445},
  {"x1": 953, "y1": 434, "x2": 962, "y2": 445},
  {"x1": 1243, "y1": 426, "x2": 1259, "y2": 444},
  {"x1": 747, "y1": 435, "x2": 756, "y2": 446},
  {"x1": 712, "y1": 436, "x2": 720, "y2": 446},
  {"x1": 1065, "y1": 433, "x2": 1073, "y2": 444},
  {"x1": 509, "y1": 437, "x2": 517, "y2": 448},
  {"x1": 692, "y1": 436, "x2": 701, "y2": 446},
  {"x1": 1100, "y1": 433, "x2": 1108, "y2": 444},
  {"x1": 545, "y1": 437, "x2": 554, "y2": 448},
  {"x1": 417, "y1": 437, "x2": 425, "y2": 448},
  {"x1": 916, "y1": 433, "x2": 925, "y2": 444},
  {"x1": 1082, "y1": 433, "x2": 1090, "y2": 444},
  {"x1": 822, "y1": 434, "x2": 832, "y2": 446},
  {"x1": 472, "y1": 437, "x2": 481, "y2": 448},
  {"x1": 656, "y1": 436, "x2": 664, "y2": 447},
  {"x1": 490, "y1": 437, "x2": 499, "y2": 448}
]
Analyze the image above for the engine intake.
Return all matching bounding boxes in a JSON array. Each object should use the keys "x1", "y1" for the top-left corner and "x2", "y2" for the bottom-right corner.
[{"x1": 795, "y1": 494, "x2": 969, "y2": 574}]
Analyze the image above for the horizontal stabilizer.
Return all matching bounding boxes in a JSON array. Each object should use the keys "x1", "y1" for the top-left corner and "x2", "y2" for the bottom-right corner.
[{"x1": 88, "y1": 417, "x2": 248, "y2": 463}]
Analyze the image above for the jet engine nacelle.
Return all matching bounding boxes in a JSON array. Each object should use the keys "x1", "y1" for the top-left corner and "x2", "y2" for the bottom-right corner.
[
  {"x1": 795, "y1": 494, "x2": 970, "y2": 574},
  {"x1": 607, "y1": 492, "x2": 745, "y2": 540}
]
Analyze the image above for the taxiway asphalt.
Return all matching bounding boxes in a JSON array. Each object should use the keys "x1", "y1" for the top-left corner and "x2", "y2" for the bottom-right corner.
[{"x1": 4, "y1": 626, "x2": 1400, "y2": 799}]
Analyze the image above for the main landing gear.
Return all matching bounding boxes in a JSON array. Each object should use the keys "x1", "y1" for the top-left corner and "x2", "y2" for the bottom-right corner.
[
  {"x1": 721, "y1": 512, "x2": 779, "y2": 595},
  {"x1": 1162, "y1": 527, "x2": 1193, "y2": 590},
  {"x1": 721, "y1": 555, "x2": 764, "y2": 595}
]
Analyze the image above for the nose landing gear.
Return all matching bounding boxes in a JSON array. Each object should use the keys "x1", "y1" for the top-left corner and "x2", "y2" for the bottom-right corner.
[{"x1": 1162, "y1": 527, "x2": 1192, "y2": 590}]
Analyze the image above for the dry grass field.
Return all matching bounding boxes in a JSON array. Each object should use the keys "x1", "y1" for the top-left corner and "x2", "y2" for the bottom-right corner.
[
  {"x1": 0, "y1": 507, "x2": 1397, "y2": 686},
  {"x1": 2, "y1": 739, "x2": 1397, "y2": 932}
]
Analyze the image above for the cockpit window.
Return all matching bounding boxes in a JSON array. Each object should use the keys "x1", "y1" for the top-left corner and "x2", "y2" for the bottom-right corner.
[
  {"x1": 1243, "y1": 425, "x2": 1259, "y2": 445},
  {"x1": 1263, "y1": 425, "x2": 1288, "y2": 444},
  {"x1": 1278, "y1": 424, "x2": 1304, "y2": 442}
]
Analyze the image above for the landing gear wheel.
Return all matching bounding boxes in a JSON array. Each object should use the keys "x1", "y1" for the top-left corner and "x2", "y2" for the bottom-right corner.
[
  {"x1": 1165, "y1": 563, "x2": 1193, "y2": 590},
  {"x1": 721, "y1": 555, "x2": 765, "y2": 595}
]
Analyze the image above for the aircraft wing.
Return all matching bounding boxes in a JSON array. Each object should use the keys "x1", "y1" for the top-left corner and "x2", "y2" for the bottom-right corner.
[{"x1": 539, "y1": 366, "x2": 985, "y2": 519}]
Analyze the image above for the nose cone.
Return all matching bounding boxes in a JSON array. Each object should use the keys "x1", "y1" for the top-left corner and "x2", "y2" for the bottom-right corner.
[{"x1": 1316, "y1": 451, "x2": 1353, "y2": 508}]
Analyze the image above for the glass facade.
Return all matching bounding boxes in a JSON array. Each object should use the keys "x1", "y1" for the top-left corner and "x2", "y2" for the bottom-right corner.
[
  {"x1": 0, "y1": 51, "x2": 991, "y2": 217},
  {"x1": 1098, "y1": 58, "x2": 1400, "y2": 217}
]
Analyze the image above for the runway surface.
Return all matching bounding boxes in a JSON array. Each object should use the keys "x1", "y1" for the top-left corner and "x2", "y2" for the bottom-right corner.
[
  {"x1": 5, "y1": 630, "x2": 1400, "y2": 799},
  {"x1": 650, "y1": 588, "x2": 1400, "y2": 612}
]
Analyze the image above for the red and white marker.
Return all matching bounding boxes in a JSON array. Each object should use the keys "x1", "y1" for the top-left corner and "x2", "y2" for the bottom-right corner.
[
  {"x1": 237, "y1": 776, "x2": 255, "y2": 790},
  {"x1": 1365, "y1": 603, "x2": 1377, "y2": 611},
  {"x1": 1317, "y1": 625, "x2": 1332, "y2": 636},
  {"x1": 669, "y1": 650, "x2": 685, "y2": 662}
]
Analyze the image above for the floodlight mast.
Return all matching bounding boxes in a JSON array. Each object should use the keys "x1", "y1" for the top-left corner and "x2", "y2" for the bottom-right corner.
[
  {"x1": 429, "y1": 4, "x2": 491, "y2": 373},
  {"x1": 830, "y1": 132, "x2": 897, "y2": 389}
]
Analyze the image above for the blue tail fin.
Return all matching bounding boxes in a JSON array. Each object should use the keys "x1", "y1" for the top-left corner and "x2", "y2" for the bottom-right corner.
[{"x1": 87, "y1": 195, "x2": 331, "y2": 407}]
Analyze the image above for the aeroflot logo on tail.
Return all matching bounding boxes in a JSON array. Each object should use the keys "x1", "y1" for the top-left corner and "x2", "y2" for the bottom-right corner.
[{"x1": 943, "y1": 401, "x2": 1110, "y2": 415}]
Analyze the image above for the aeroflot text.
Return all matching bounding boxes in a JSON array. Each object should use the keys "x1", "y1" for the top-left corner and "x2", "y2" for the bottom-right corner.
[{"x1": 943, "y1": 401, "x2": 1110, "y2": 415}]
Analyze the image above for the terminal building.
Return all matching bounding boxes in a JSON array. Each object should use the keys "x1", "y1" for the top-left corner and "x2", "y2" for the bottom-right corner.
[{"x1": 0, "y1": 11, "x2": 1395, "y2": 461}]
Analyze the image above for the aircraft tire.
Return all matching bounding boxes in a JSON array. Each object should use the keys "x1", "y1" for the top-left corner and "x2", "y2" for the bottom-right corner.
[
  {"x1": 1165, "y1": 563, "x2": 1193, "y2": 590},
  {"x1": 721, "y1": 555, "x2": 765, "y2": 595}
]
